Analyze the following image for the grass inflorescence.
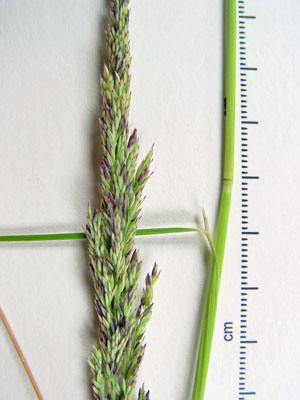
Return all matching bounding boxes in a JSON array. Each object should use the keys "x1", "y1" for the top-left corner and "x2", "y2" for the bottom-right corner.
[{"x1": 85, "y1": 1, "x2": 159, "y2": 399}]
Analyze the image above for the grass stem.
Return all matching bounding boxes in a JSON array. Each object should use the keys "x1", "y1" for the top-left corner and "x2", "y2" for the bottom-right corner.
[
  {"x1": 191, "y1": 1, "x2": 236, "y2": 399},
  {"x1": 0, "y1": 227, "x2": 206, "y2": 242},
  {"x1": 0, "y1": 308, "x2": 43, "y2": 400}
]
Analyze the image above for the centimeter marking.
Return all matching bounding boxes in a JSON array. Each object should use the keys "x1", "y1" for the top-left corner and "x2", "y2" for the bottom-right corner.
[{"x1": 238, "y1": 1, "x2": 259, "y2": 399}]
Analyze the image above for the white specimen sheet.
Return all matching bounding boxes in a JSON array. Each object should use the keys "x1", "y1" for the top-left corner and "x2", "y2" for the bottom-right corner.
[{"x1": 1, "y1": 1, "x2": 300, "y2": 399}]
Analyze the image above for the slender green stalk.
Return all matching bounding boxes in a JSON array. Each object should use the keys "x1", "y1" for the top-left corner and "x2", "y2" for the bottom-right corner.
[
  {"x1": 192, "y1": 1, "x2": 236, "y2": 399},
  {"x1": 0, "y1": 232, "x2": 87, "y2": 242},
  {"x1": 0, "y1": 227, "x2": 206, "y2": 242}
]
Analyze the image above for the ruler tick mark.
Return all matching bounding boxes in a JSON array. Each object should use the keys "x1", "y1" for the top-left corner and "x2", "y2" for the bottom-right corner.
[{"x1": 240, "y1": 15, "x2": 256, "y2": 19}]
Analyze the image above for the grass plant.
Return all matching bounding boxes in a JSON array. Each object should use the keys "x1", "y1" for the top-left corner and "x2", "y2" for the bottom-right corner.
[{"x1": 1, "y1": 1, "x2": 236, "y2": 398}]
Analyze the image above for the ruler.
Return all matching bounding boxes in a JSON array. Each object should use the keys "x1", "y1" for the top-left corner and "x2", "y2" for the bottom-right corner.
[{"x1": 238, "y1": 1, "x2": 259, "y2": 398}]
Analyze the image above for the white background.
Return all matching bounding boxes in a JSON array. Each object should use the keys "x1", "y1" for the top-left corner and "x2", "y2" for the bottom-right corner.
[{"x1": 0, "y1": 0, "x2": 300, "y2": 399}]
